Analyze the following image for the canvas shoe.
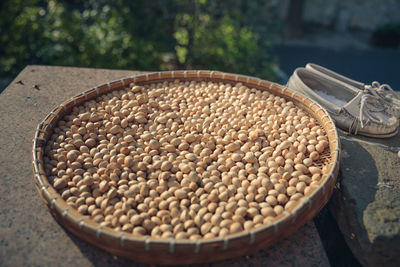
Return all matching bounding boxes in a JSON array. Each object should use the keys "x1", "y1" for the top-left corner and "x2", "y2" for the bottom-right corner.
[
  {"x1": 305, "y1": 63, "x2": 400, "y2": 118},
  {"x1": 287, "y1": 68, "x2": 398, "y2": 138}
]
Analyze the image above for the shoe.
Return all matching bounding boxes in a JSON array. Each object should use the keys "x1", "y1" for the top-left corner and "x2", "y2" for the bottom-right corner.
[
  {"x1": 287, "y1": 68, "x2": 398, "y2": 138},
  {"x1": 305, "y1": 63, "x2": 400, "y2": 118}
]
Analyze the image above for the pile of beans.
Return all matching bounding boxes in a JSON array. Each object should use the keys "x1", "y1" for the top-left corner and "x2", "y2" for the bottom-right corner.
[{"x1": 43, "y1": 80, "x2": 329, "y2": 240}]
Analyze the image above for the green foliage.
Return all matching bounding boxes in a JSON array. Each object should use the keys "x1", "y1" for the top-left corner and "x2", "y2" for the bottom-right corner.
[
  {"x1": 0, "y1": 0, "x2": 163, "y2": 75},
  {"x1": 172, "y1": 0, "x2": 280, "y2": 79},
  {"x1": 0, "y1": 0, "x2": 280, "y2": 81}
]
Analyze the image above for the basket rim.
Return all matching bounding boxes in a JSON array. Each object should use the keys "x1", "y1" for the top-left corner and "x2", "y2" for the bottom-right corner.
[{"x1": 32, "y1": 70, "x2": 340, "y2": 255}]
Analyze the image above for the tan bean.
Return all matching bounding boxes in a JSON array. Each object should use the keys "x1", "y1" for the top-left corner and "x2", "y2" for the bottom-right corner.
[
  {"x1": 132, "y1": 226, "x2": 146, "y2": 236},
  {"x1": 243, "y1": 152, "x2": 256, "y2": 163},
  {"x1": 294, "y1": 164, "x2": 308, "y2": 173},
  {"x1": 185, "y1": 134, "x2": 196, "y2": 143},
  {"x1": 46, "y1": 79, "x2": 331, "y2": 240},
  {"x1": 266, "y1": 195, "x2": 278, "y2": 206},
  {"x1": 160, "y1": 161, "x2": 172, "y2": 171},
  {"x1": 67, "y1": 150, "x2": 78, "y2": 161},
  {"x1": 200, "y1": 222, "x2": 212, "y2": 235},
  {"x1": 226, "y1": 143, "x2": 240, "y2": 152},
  {"x1": 309, "y1": 166, "x2": 321, "y2": 175},
  {"x1": 175, "y1": 189, "x2": 188, "y2": 200},
  {"x1": 54, "y1": 177, "x2": 68, "y2": 189}
]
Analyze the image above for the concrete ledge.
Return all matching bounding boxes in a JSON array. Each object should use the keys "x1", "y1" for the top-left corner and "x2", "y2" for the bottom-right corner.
[
  {"x1": 0, "y1": 65, "x2": 329, "y2": 266},
  {"x1": 329, "y1": 129, "x2": 400, "y2": 267}
]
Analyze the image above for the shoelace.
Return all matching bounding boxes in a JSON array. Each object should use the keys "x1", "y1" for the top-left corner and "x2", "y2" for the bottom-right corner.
[
  {"x1": 349, "y1": 93, "x2": 385, "y2": 134},
  {"x1": 364, "y1": 81, "x2": 400, "y2": 106},
  {"x1": 359, "y1": 93, "x2": 385, "y2": 128}
]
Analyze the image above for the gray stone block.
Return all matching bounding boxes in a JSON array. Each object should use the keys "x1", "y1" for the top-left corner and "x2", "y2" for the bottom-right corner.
[
  {"x1": 0, "y1": 65, "x2": 330, "y2": 266},
  {"x1": 330, "y1": 130, "x2": 400, "y2": 267}
]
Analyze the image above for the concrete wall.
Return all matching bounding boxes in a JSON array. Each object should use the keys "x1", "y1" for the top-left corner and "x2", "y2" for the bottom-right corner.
[{"x1": 277, "y1": 0, "x2": 400, "y2": 32}]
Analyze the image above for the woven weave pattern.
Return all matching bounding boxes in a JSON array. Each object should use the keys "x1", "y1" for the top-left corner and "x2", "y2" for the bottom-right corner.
[{"x1": 32, "y1": 70, "x2": 340, "y2": 264}]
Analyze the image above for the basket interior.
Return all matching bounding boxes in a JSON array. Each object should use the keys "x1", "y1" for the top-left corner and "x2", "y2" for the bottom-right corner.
[{"x1": 31, "y1": 71, "x2": 340, "y2": 264}]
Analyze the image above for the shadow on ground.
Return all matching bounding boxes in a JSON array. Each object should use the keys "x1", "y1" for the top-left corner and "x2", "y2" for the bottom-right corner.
[{"x1": 315, "y1": 131, "x2": 380, "y2": 267}]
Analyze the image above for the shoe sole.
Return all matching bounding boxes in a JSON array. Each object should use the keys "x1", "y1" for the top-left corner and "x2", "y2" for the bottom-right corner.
[{"x1": 348, "y1": 127, "x2": 398, "y2": 139}]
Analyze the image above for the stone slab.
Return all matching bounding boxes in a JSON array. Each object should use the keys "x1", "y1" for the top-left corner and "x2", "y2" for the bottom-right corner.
[
  {"x1": 329, "y1": 130, "x2": 400, "y2": 267},
  {"x1": 0, "y1": 65, "x2": 329, "y2": 266}
]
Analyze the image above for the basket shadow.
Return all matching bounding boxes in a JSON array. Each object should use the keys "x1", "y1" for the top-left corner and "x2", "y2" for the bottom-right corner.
[
  {"x1": 194, "y1": 220, "x2": 330, "y2": 267},
  {"x1": 64, "y1": 230, "x2": 150, "y2": 267},
  {"x1": 328, "y1": 130, "x2": 382, "y2": 266},
  {"x1": 64, "y1": 218, "x2": 328, "y2": 267}
]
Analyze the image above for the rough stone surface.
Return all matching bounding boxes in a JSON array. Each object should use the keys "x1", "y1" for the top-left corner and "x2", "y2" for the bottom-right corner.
[
  {"x1": 0, "y1": 65, "x2": 330, "y2": 266},
  {"x1": 276, "y1": 0, "x2": 400, "y2": 31},
  {"x1": 329, "y1": 130, "x2": 400, "y2": 267}
]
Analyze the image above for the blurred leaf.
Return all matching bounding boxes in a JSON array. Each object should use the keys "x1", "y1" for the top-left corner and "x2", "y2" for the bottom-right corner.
[{"x1": 0, "y1": 0, "x2": 280, "y2": 81}]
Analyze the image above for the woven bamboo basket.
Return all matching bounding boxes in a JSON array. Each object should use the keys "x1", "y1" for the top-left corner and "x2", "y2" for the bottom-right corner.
[{"x1": 32, "y1": 70, "x2": 340, "y2": 264}]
